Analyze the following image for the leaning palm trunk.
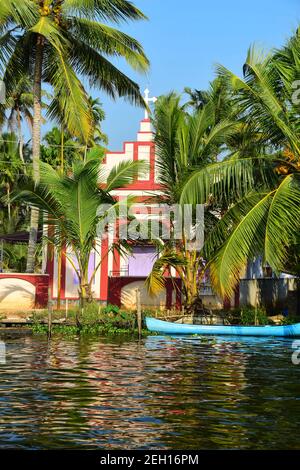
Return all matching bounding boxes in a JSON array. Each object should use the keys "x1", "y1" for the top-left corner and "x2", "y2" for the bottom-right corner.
[
  {"x1": 26, "y1": 35, "x2": 44, "y2": 273},
  {"x1": 6, "y1": 184, "x2": 11, "y2": 221},
  {"x1": 16, "y1": 107, "x2": 25, "y2": 166}
]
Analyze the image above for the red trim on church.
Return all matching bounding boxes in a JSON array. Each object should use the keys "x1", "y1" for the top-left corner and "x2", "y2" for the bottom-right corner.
[
  {"x1": 45, "y1": 116, "x2": 180, "y2": 308},
  {"x1": 100, "y1": 237, "x2": 109, "y2": 301}
]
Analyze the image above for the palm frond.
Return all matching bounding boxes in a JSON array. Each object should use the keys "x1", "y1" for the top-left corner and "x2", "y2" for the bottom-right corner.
[
  {"x1": 46, "y1": 45, "x2": 93, "y2": 142},
  {"x1": 265, "y1": 174, "x2": 300, "y2": 269},
  {"x1": 210, "y1": 191, "x2": 274, "y2": 297},
  {"x1": 0, "y1": 27, "x2": 18, "y2": 74},
  {"x1": 105, "y1": 159, "x2": 149, "y2": 191},
  {"x1": 203, "y1": 190, "x2": 270, "y2": 259},
  {"x1": 180, "y1": 156, "x2": 271, "y2": 205},
  {"x1": 67, "y1": 35, "x2": 145, "y2": 106},
  {"x1": 0, "y1": 0, "x2": 38, "y2": 28},
  {"x1": 145, "y1": 252, "x2": 186, "y2": 296},
  {"x1": 63, "y1": 0, "x2": 148, "y2": 23},
  {"x1": 30, "y1": 15, "x2": 67, "y2": 49},
  {"x1": 69, "y1": 17, "x2": 149, "y2": 72}
]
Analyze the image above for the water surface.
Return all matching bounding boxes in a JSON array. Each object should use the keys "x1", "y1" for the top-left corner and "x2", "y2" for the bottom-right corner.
[{"x1": 0, "y1": 334, "x2": 299, "y2": 449}]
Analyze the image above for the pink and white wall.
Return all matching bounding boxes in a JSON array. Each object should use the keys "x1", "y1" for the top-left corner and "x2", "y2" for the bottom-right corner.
[
  {"x1": 0, "y1": 273, "x2": 49, "y2": 311},
  {"x1": 44, "y1": 117, "x2": 181, "y2": 309}
]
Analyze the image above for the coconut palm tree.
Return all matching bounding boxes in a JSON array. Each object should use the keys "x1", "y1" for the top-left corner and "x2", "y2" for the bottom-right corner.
[
  {"x1": 15, "y1": 153, "x2": 147, "y2": 320},
  {"x1": 180, "y1": 36, "x2": 300, "y2": 298},
  {"x1": 184, "y1": 77, "x2": 233, "y2": 122},
  {"x1": 145, "y1": 92, "x2": 236, "y2": 313},
  {"x1": 0, "y1": 0, "x2": 149, "y2": 272},
  {"x1": 88, "y1": 96, "x2": 108, "y2": 146},
  {"x1": 0, "y1": 132, "x2": 27, "y2": 221},
  {"x1": 184, "y1": 87, "x2": 209, "y2": 111},
  {"x1": 0, "y1": 76, "x2": 34, "y2": 164},
  {"x1": 41, "y1": 126, "x2": 80, "y2": 169}
]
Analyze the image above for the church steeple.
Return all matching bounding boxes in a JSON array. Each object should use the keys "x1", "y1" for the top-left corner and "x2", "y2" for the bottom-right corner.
[
  {"x1": 143, "y1": 88, "x2": 157, "y2": 119},
  {"x1": 137, "y1": 88, "x2": 157, "y2": 141}
]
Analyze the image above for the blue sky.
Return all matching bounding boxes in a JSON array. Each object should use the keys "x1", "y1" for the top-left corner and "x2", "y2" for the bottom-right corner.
[{"x1": 97, "y1": 0, "x2": 300, "y2": 150}]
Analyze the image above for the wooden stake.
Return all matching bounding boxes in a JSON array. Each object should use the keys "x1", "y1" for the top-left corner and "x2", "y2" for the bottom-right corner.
[
  {"x1": 136, "y1": 288, "x2": 142, "y2": 339},
  {"x1": 48, "y1": 306, "x2": 52, "y2": 339},
  {"x1": 65, "y1": 298, "x2": 68, "y2": 321},
  {"x1": 255, "y1": 284, "x2": 260, "y2": 326}
]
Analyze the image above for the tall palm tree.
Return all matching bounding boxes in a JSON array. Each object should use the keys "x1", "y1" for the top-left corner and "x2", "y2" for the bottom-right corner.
[
  {"x1": 0, "y1": 0, "x2": 149, "y2": 272},
  {"x1": 15, "y1": 153, "x2": 147, "y2": 319},
  {"x1": 184, "y1": 77, "x2": 232, "y2": 123},
  {"x1": 41, "y1": 125, "x2": 79, "y2": 169},
  {"x1": 146, "y1": 93, "x2": 236, "y2": 313},
  {"x1": 184, "y1": 87, "x2": 209, "y2": 111},
  {"x1": 88, "y1": 96, "x2": 108, "y2": 146},
  {"x1": 0, "y1": 132, "x2": 26, "y2": 221},
  {"x1": 180, "y1": 36, "x2": 300, "y2": 298},
  {"x1": 0, "y1": 76, "x2": 34, "y2": 164}
]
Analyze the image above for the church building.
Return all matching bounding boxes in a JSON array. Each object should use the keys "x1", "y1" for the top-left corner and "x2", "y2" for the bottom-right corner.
[{"x1": 45, "y1": 91, "x2": 182, "y2": 310}]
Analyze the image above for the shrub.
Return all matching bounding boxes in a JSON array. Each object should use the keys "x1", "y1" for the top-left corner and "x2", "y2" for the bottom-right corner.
[
  {"x1": 102, "y1": 304, "x2": 120, "y2": 315},
  {"x1": 224, "y1": 307, "x2": 269, "y2": 325},
  {"x1": 280, "y1": 315, "x2": 299, "y2": 325},
  {"x1": 240, "y1": 307, "x2": 269, "y2": 325}
]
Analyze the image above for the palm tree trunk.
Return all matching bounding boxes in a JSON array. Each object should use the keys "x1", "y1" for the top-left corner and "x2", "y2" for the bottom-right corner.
[
  {"x1": 77, "y1": 265, "x2": 93, "y2": 326},
  {"x1": 26, "y1": 34, "x2": 44, "y2": 273},
  {"x1": 56, "y1": 128, "x2": 65, "y2": 309},
  {"x1": 56, "y1": 247, "x2": 62, "y2": 311},
  {"x1": 61, "y1": 125, "x2": 64, "y2": 172},
  {"x1": 6, "y1": 184, "x2": 11, "y2": 222},
  {"x1": 183, "y1": 250, "x2": 202, "y2": 316},
  {"x1": 16, "y1": 107, "x2": 25, "y2": 167}
]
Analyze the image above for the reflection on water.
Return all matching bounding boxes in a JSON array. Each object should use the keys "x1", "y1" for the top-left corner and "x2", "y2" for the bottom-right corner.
[{"x1": 0, "y1": 334, "x2": 299, "y2": 449}]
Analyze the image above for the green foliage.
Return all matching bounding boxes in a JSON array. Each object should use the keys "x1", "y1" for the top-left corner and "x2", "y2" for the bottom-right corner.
[
  {"x1": 14, "y1": 156, "x2": 145, "y2": 304},
  {"x1": 0, "y1": 131, "x2": 32, "y2": 272},
  {"x1": 41, "y1": 126, "x2": 80, "y2": 169},
  {"x1": 226, "y1": 307, "x2": 269, "y2": 325},
  {"x1": 102, "y1": 304, "x2": 120, "y2": 315},
  {"x1": 30, "y1": 304, "x2": 150, "y2": 337},
  {"x1": 147, "y1": 91, "x2": 236, "y2": 310},
  {"x1": 180, "y1": 34, "x2": 300, "y2": 298},
  {"x1": 0, "y1": 133, "x2": 26, "y2": 185},
  {"x1": 280, "y1": 315, "x2": 299, "y2": 325},
  {"x1": 240, "y1": 307, "x2": 269, "y2": 326},
  {"x1": 0, "y1": 0, "x2": 149, "y2": 141}
]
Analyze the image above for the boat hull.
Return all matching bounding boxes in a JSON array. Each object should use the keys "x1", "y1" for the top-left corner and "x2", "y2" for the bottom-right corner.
[{"x1": 146, "y1": 317, "x2": 300, "y2": 337}]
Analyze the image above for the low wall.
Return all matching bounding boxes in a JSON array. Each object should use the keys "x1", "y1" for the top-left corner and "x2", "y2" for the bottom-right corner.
[
  {"x1": 108, "y1": 276, "x2": 182, "y2": 310},
  {"x1": 240, "y1": 278, "x2": 300, "y2": 315},
  {"x1": 0, "y1": 274, "x2": 49, "y2": 311}
]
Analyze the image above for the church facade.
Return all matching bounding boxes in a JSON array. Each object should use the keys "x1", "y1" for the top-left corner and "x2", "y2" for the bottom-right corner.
[{"x1": 44, "y1": 113, "x2": 183, "y2": 310}]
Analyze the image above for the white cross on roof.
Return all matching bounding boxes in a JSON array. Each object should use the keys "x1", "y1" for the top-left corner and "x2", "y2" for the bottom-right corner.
[{"x1": 144, "y1": 88, "x2": 157, "y2": 119}]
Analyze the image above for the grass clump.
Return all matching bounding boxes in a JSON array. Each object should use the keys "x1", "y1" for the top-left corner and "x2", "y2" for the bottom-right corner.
[{"x1": 30, "y1": 302, "x2": 153, "y2": 337}]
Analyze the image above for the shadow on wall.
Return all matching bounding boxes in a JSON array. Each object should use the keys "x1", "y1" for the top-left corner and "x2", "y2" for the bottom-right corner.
[
  {"x1": 0, "y1": 278, "x2": 35, "y2": 310},
  {"x1": 240, "y1": 278, "x2": 300, "y2": 315},
  {"x1": 121, "y1": 280, "x2": 166, "y2": 310}
]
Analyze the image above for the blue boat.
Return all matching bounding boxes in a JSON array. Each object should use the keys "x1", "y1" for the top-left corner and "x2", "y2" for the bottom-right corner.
[{"x1": 146, "y1": 317, "x2": 300, "y2": 337}]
